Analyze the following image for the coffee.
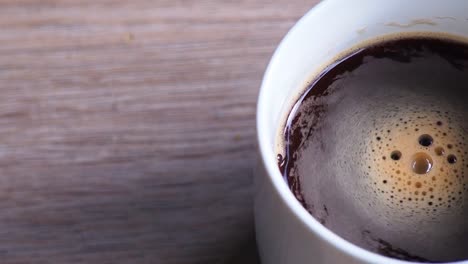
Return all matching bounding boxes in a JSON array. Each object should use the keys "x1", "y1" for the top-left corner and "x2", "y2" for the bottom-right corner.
[{"x1": 277, "y1": 36, "x2": 468, "y2": 262}]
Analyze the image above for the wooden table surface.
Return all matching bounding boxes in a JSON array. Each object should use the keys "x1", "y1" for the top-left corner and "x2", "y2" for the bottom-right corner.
[{"x1": 0, "y1": 1, "x2": 319, "y2": 263}]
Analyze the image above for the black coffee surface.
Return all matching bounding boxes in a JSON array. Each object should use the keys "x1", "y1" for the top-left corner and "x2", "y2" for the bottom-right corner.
[{"x1": 278, "y1": 37, "x2": 468, "y2": 262}]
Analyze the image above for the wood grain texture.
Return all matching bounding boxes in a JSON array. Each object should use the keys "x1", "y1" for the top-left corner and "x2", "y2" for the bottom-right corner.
[{"x1": 0, "y1": 1, "x2": 319, "y2": 263}]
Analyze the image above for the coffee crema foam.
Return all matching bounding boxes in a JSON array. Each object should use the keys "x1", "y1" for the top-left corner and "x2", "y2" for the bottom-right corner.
[
  {"x1": 363, "y1": 109, "x2": 466, "y2": 217},
  {"x1": 277, "y1": 33, "x2": 468, "y2": 262}
]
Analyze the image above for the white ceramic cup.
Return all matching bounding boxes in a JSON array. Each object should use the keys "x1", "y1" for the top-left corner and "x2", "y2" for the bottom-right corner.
[{"x1": 255, "y1": 0, "x2": 468, "y2": 263}]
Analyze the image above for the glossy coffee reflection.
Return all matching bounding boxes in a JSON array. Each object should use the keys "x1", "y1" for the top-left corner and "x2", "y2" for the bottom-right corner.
[{"x1": 277, "y1": 36, "x2": 468, "y2": 262}]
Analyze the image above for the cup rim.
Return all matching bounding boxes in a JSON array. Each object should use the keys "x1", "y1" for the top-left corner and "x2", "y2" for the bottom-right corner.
[{"x1": 256, "y1": 1, "x2": 468, "y2": 263}]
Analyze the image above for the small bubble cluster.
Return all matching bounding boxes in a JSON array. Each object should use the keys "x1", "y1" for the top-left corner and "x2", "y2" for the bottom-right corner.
[{"x1": 358, "y1": 107, "x2": 467, "y2": 217}]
